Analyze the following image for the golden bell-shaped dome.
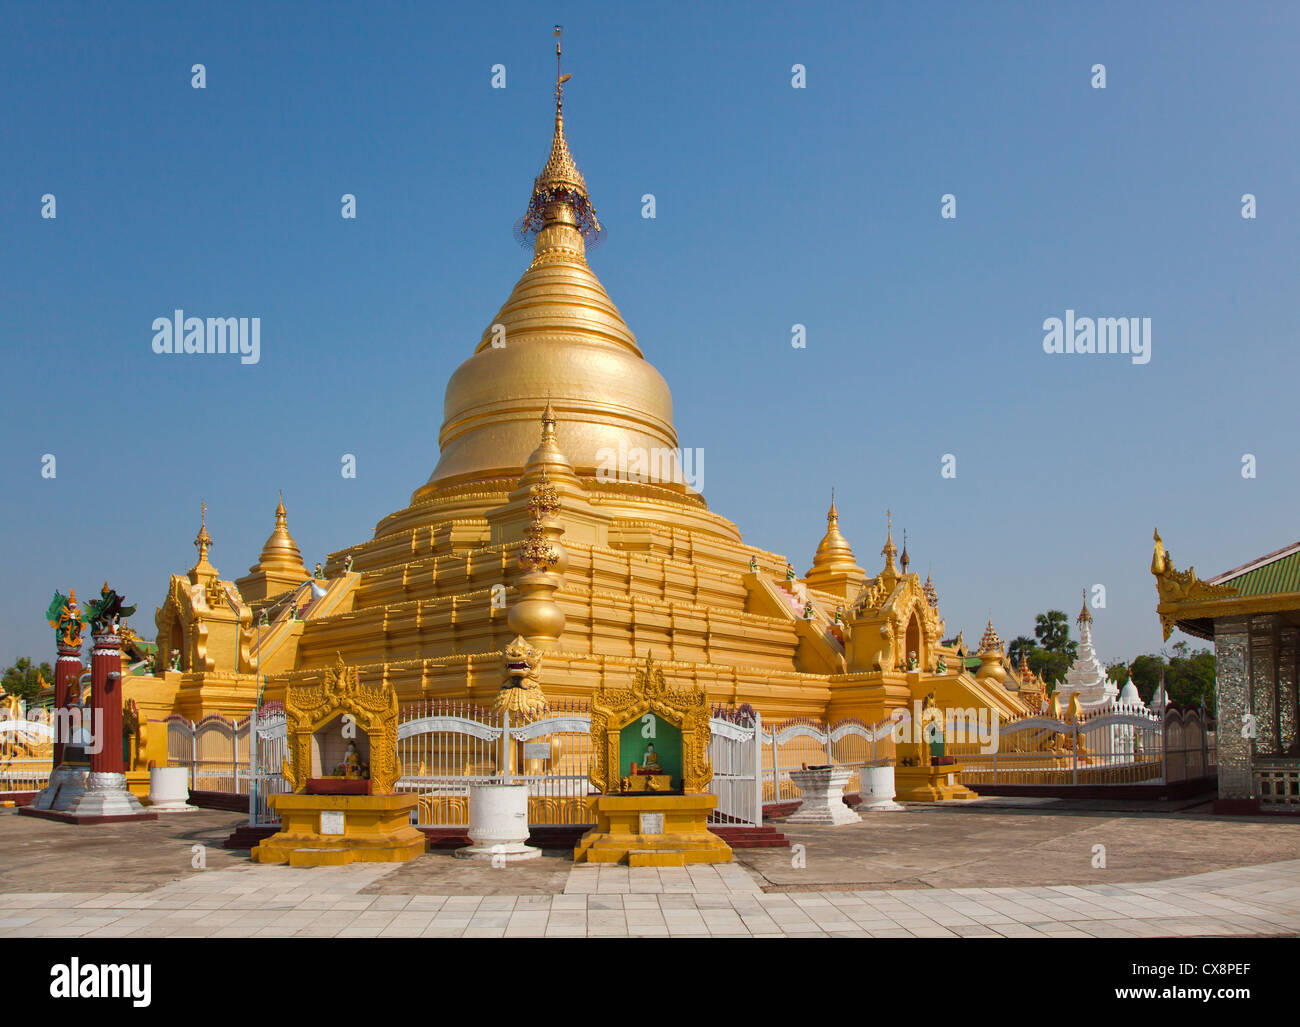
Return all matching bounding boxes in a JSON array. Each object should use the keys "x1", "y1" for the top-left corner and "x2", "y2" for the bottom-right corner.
[
  {"x1": 803, "y1": 493, "x2": 864, "y2": 599},
  {"x1": 413, "y1": 76, "x2": 683, "y2": 499},
  {"x1": 252, "y1": 494, "x2": 309, "y2": 575},
  {"x1": 235, "y1": 494, "x2": 312, "y2": 604}
]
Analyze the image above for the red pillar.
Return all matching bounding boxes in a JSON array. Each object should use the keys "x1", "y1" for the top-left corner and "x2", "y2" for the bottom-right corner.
[
  {"x1": 53, "y1": 641, "x2": 82, "y2": 767},
  {"x1": 90, "y1": 629, "x2": 124, "y2": 775}
]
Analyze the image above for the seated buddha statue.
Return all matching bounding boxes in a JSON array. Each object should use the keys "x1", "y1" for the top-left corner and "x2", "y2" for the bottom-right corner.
[
  {"x1": 333, "y1": 741, "x2": 362, "y2": 778},
  {"x1": 640, "y1": 744, "x2": 662, "y2": 775}
]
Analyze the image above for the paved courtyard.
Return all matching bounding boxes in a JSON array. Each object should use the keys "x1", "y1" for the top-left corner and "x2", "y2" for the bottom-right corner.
[{"x1": 2, "y1": 801, "x2": 1298, "y2": 937}]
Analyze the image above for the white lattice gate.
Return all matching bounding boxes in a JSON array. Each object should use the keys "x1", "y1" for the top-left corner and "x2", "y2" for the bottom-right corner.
[
  {"x1": 249, "y1": 702, "x2": 289, "y2": 826},
  {"x1": 708, "y1": 708, "x2": 763, "y2": 826}
]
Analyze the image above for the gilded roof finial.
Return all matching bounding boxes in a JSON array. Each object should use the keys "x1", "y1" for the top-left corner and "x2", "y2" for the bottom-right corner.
[
  {"x1": 190, "y1": 499, "x2": 219, "y2": 580},
  {"x1": 978, "y1": 618, "x2": 1004, "y2": 655},
  {"x1": 1077, "y1": 587, "x2": 1093, "y2": 625},
  {"x1": 541, "y1": 396, "x2": 557, "y2": 443},
  {"x1": 517, "y1": 26, "x2": 601, "y2": 247},
  {"x1": 880, "y1": 509, "x2": 898, "y2": 575},
  {"x1": 900, "y1": 529, "x2": 910, "y2": 574},
  {"x1": 195, "y1": 500, "x2": 212, "y2": 559}
]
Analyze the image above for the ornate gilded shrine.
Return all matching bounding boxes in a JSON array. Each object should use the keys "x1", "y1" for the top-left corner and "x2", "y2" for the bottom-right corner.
[
  {"x1": 575, "y1": 656, "x2": 732, "y2": 865},
  {"x1": 252, "y1": 654, "x2": 424, "y2": 865}
]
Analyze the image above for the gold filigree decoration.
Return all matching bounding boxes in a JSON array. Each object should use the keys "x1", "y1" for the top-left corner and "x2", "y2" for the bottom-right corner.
[
  {"x1": 1151, "y1": 528, "x2": 1239, "y2": 640},
  {"x1": 518, "y1": 472, "x2": 561, "y2": 572},
  {"x1": 280, "y1": 652, "x2": 400, "y2": 795}
]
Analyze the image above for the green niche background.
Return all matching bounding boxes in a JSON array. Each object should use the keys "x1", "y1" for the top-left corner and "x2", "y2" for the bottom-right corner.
[{"x1": 619, "y1": 714, "x2": 682, "y2": 786}]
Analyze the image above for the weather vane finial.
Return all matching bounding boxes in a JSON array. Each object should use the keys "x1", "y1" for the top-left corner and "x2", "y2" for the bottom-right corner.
[{"x1": 555, "y1": 25, "x2": 571, "y2": 100}]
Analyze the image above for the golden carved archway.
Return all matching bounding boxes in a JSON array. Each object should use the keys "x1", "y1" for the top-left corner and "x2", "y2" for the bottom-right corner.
[{"x1": 281, "y1": 654, "x2": 400, "y2": 795}]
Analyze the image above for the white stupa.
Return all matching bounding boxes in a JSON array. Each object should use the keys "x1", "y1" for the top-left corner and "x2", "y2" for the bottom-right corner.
[{"x1": 1055, "y1": 591, "x2": 1120, "y2": 712}]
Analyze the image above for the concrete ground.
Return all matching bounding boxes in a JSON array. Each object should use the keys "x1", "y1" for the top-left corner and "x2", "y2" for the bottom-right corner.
[{"x1": 1, "y1": 800, "x2": 1299, "y2": 937}]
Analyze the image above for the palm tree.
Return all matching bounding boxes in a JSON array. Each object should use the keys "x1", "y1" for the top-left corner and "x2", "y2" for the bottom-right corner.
[{"x1": 1008, "y1": 636, "x2": 1036, "y2": 666}]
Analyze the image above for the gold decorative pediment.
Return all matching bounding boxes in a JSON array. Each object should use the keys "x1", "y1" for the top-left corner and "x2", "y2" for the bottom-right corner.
[
  {"x1": 282, "y1": 653, "x2": 400, "y2": 794},
  {"x1": 1151, "y1": 529, "x2": 1239, "y2": 640},
  {"x1": 153, "y1": 572, "x2": 252, "y2": 674},
  {"x1": 847, "y1": 573, "x2": 945, "y2": 672},
  {"x1": 589, "y1": 655, "x2": 712, "y2": 795}
]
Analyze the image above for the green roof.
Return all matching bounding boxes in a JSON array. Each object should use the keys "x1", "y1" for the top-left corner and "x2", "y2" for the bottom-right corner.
[{"x1": 1214, "y1": 543, "x2": 1300, "y2": 596}]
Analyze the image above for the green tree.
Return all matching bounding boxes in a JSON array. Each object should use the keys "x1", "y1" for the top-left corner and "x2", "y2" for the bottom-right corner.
[
  {"x1": 1, "y1": 657, "x2": 54, "y2": 703},
  {"x1": 1106, "y1": 661, "x2": 1131, "y2": 687},
  {"x1": 1028, "y1": 648, "x2": 1070, "y2": 687},
  {"x1": 1122, "y1": 650, "x2": 1215, "y2": 712},
  {"x1": 1034, "y1": 610, "x2": 1078, "y2": 661},
  {"x1": 1007, "y1": 635, "x2": 1036, "y2": 667}
]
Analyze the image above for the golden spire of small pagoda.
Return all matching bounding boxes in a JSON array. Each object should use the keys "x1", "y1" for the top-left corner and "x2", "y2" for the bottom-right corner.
[
  {"x1": 515, "y1": 397, "x2": 580, "y2": 493},
  {"x1": 235, "y1": 493, "x2": 312, "y2": 603},
  {"x1": 249, "y1": 491, "x2": 310, "y2": 576},
  {"x1": 880, "y1": 509, "x2": 899, "y2": 578},
  {"x1": 804, "y1": 490, "x2": 865, "y2": 599},
  {"x1": 190, "y1": 500, "x2": 218, "y2": 580},
  {"x1": 900, "y1": 529, "x2": 910, "y2": 574},
  {"x1": 1077, "y1": 587, "x2": 1093, "y2": 625},
  {"x1": 978, "y1": 618, "x2": 1004, "y2": 655}
]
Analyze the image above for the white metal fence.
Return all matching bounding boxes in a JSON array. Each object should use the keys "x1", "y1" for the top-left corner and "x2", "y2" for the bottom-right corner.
[
  {"x1": 947, "y1": 704, "x2": 1216, "y2": 787},
  {"x1": 392, "y1": 700, "x2": 765, "y2": 828},
  {"x1": 170, "y1": 699, "x2": 767, "y2": 828},
  {"x1": 165, "y1": 704, "x2": 288, "y2": 824},
  {"x1": 761, "y1": 716, "x2": 897, "y2": 804}
]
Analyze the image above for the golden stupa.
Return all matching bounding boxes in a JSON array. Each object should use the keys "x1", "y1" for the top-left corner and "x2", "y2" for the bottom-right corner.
[{"x1": 124, "y1": 45, "x2": 1031, "y2": 737}]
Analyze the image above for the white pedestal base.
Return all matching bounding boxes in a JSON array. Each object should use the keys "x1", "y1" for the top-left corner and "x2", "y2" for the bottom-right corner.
[
  {"x1": 857, "y1": 764, "x2": 904, "y2": 812},
  {"x1": 148, "y1": 767, "x2": 197, "y2": 813},
  {"x1": 455, "y1": 783, "x2": 539, "y2": 862},
  {"x1": 786, "y1": 767, "x2": 861, "y2": 826}
]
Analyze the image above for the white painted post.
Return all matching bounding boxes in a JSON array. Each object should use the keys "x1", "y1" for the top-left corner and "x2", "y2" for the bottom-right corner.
[
  {"x1": 500, "y1": 709, "x2": 510, "y2": 784},
  {"x1": 189, "y1": 720, "x2": 197, "y2": 791},
  {"x1": 752, "y1": 711, "x2": 763, "y2": 827}
]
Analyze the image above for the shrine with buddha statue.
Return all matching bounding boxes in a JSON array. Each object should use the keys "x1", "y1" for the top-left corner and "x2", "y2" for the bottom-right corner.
[{"x1": 574, "y1": 654, "x2": 732, "y2": 865}]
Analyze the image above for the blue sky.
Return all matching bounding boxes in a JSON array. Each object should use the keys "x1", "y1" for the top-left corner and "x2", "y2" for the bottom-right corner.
[{"x1": 1, "y1": 0, "x2": 1296, "y2": 667}]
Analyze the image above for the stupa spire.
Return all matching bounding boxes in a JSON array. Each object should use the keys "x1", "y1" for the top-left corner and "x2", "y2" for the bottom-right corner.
[
  {"x1": 519, "y1": 26, "x2": 601, "y2": 248},
  {"x1": 517, "y1": 401, "x2": 580, "y2": 491},
  {"x1": 190, "y1": 500, "x2": 217, "y2": 580},
  {"x1": 880, "y1": 509, "x2": 899, "y2": 577},
  {"x1": 1077, "y1": 588, "x2": 1093, "y2": 626},
  {"x1": 250, "y1": 492, "x2": 309, "y2": 576},
  {"x1": 804, "y1": 490, "x2": 864, "y2": 598}
]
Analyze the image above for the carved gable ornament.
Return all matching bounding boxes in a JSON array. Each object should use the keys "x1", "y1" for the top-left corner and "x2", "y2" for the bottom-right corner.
[
  {"x1": 282, "y1": 653, "x2": 400, "y2": 795},
  {"x1": 589, "y1": 655, "x2": 712, "y2": 795}
]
